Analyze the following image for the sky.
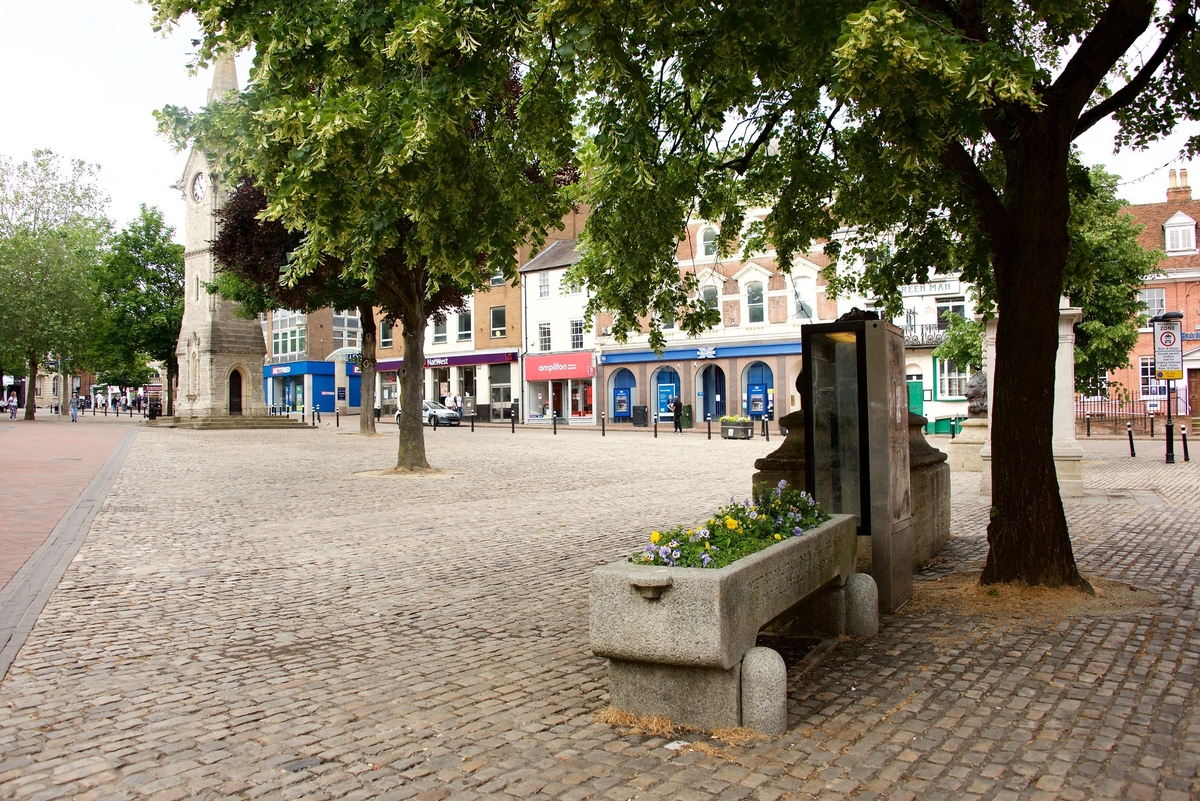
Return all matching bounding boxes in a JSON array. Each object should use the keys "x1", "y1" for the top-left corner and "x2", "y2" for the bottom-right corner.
[{"x1": 0, "y1": 0, "x2": 1197, "y2": 246}]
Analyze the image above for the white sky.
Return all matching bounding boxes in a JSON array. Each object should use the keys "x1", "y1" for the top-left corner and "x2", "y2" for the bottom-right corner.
[{"x1": 0, "y1": 0, "x2": 1196, "y2": 245}]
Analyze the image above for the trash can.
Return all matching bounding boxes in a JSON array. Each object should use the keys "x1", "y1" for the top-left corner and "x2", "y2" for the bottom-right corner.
[
  {"x1": 632, "y1": 405, "x2": 649, "y2": 427},
  {"x1": 681, "y1": 403, "x2": 694, "y2": 429}
]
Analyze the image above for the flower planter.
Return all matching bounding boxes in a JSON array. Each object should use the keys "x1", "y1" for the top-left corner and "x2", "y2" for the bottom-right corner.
[
  {"x1": 721, "y1": 422, "x2": 753, "y2": 439},
  {"x1": 591, "y1": 514, "x2": 868, "y2": 732}
]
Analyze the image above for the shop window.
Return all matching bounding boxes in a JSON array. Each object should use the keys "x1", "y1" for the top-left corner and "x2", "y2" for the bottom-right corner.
[
  {"x1": 458, "y1": 312, "x2": 472, "y2": 341},
  {"x1": 571, "y1": 319, "x2": 584, "y2": 350},
  {"x1": 433, "y1": 320, "x2": 447, "y2": 344},
  {"x1": 538, "y1": 322, "x2": 551, "y2": 352},
  {"x1": 538, "y1": 272, "x2": 550, "y2": 298},
  {"x1": 1140, "y1": 355, "x2": 1167, "y2": 398},
  {"x1": 936, "y1": 298, "x2": 965, "y2": 329},
  {"x1": 490, "y1": 306, "x2": 506, "y2": 337},
  {"x1": 938, "y1": 359, "x2": 968, "y2": 397},
  {"x1": 746, "y1": 281, "x2": 764, "y2": 323},
  {"x1": 702, "y1": 228, "x2": 718, "y2": 257},
  {"x1": 1139, "y1": 287, "x2": 1165, "y2": 321},
  {"x1": 380, "y1": 320, "x2": 393, "y2": 348},
  {"x1": 702, "y1": 286, "x2": 718, "y2": 309}
]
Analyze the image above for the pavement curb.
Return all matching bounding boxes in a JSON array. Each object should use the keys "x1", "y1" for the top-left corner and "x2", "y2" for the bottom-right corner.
[{"x1": 0, "y1": 427, "x2": 138, "y2": 682}]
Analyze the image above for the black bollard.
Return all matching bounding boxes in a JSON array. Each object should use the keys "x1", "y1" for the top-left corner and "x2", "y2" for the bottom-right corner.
[
  {"x1": 1183, "y1": 426, "x2": 1191, "y2": 462},
  {"x1": 1150, "y1": 413, "x2": 1155, "y2": 438},
  {"x1": 654, "y1": 413, "x2": 658, "y2": 439},
  {"x1": 552, "y1": 411, "x2": 557, "y2": 435},
  {"x1": 511, "y1": 411, "x2": 515, "y2": 434},
  {"x1": 763, "y1": 417, "x2": 770, "y2": 442},
  {"x1": 1128, "y1": 421, "x2": 1136, "y2": 457},
  {"x1": 432, "y1": 413, "x2": 438, "y2": 431},
  {"x1": 707, "y1": 414, "x2": 712, "y2": 440},
  {"x1": 601, "y1": 414, "x2": 605, "y2": 437},
  {"x1": 317, "y1": 408, "x2": 321, "y2": 424},
  {"x1": 336, "y1": 410, "x2": 339, "y2": 428},
  {"x1": 1086, "y1": 412, "x2": 1091, "y2": 437},
  {"x1": 471, "y1": 412, "x2": 475, "y2": 432}
]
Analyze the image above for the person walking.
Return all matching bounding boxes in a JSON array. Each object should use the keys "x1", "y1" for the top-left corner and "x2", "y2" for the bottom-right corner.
[
  {"x1": 7, "y1": 392, "x2": 17, "y2": 420},
  {"x1": 671, "y1": 396, "x2": 683, "y2": 434},
  {"x1": 69, "y1": 394, "x2": 79, "y2": 423}
]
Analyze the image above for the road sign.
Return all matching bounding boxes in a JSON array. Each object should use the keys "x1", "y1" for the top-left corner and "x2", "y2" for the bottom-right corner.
[{"x1": 1153, "y1": 320, "x2": 1183, "y2": 380}]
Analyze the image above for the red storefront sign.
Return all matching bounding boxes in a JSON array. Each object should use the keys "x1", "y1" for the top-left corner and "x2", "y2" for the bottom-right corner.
[{"x1": 524, "y1": 352, "x2": 596, "y2": 380}]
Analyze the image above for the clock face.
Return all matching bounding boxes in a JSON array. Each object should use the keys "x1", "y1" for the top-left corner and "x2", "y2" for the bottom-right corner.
[{"x1": 191, "y1": 172, "x2": 208, "y2": 203}]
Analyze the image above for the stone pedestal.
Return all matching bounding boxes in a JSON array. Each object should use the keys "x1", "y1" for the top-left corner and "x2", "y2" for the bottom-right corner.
[{"x1": 947, "y1": 417, "x2": 988, "y2": 472}]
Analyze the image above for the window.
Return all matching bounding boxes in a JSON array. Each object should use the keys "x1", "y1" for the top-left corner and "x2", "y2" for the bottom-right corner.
[
  {"x1": 702, "y1": 286, "x2": 719, "y2": 309},
  {"x1": 271, "y1": 310, "x2": 306, "y2": 361},
  {"x1": 938, "y1": 359, "x2": 969, "y2": 397},
  {"x1": 380, "y1": 321, "x2": 393, "y2": 348},
  {"x1": 571, "y1": 319, "x2": 584, "y2": 350},
  {"x1": 1166, "y1": 223, "x2": 1196, "y2": 253},
  {"x1": 457, "y1": 312, "x2": 472, "y2": 341},
  {"x1": 490, "y1": 267, "x2": 505, "y2": 287},
  {"x1": 1139, "y1": 287, "x2": 1165, "y2": 320},
  {"x1": 746, "y1": 281, "x2": 764, "y2": 324},
  {"x1": 936, "y1": 298, "x2": 965, "y2": 330},
  {"x1": 560, "y1": 271, "x2": 580, "y2": 295},
  {"x1": 1141, "y1": 356, "x2": 1168, "y2": 398},
  {"x1": 538, "y1": 272, "x2": 550, "y2": 298},
  {"x1": 538, "y1": 322, "x2": 551, "y2": 352},
  {"x1": 661, "y1": 308, "x2": 675, "y2": 330},
  {"x1": 433, "y1": 320, "x2": 447, "y2": 344},
  {"x1": 702, "y1": 228, "x2": 718, "y2": 257},
  {"x1": 490, "y1": 306, "x2": 506, "y2": 337},
  {"x1": 333, "y1": 309, "x2": 360, "y2": 349}
]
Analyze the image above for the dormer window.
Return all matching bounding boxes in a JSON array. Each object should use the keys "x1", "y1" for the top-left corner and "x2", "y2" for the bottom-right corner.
[{"x1": 1164, "y1": 211, "x2": 1197, "y2": 254}]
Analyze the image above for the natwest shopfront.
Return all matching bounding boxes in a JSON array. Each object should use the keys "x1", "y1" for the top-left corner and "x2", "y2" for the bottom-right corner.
[{"x1": 524, "y1": 351, "x2": 595, "y2": 423}]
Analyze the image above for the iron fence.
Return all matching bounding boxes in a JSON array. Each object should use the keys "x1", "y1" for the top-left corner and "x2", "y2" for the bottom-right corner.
[{"x1": 1075, "y1": 395, "x2": 1192, "y2": 435}]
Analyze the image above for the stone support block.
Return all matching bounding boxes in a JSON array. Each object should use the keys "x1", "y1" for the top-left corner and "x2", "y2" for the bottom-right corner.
[
  {"x1": 740, "y1": 647, "x2": 787, "y2": 736},
  {"x1": 607, "y1": 659, "x2": 741, "y2": 731},
  {"x1": 847, "y1": 573, "x2": 880, "y2": 637}
]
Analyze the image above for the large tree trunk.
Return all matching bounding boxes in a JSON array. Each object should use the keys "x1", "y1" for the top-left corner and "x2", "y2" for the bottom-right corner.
[
  {"x1": 981, "y1": 133, "x2": 1089, "y2": 590},
  {"x1": 358, "y1": 302, "x2": 377, "y2": 436},
  {"x1": 24, "y1": 352, "x2": 36, "y2": 421},
  {"x1": 396, "y1": 297, "x2": 430, "y2": 470}
]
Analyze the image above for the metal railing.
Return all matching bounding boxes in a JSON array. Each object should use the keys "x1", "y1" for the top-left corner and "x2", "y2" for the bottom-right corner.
[
  {"x1": 1075, "y1": 395, "x2": 1192, "y2": 435},
  {"x1": 904, "y1": 324, "x2": 947, "y2": 347}
]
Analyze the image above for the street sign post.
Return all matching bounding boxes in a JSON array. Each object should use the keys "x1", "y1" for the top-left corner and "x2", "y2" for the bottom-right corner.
[{"x1": 1152, "y1": 315, "x2": 1185, "y2": 463}]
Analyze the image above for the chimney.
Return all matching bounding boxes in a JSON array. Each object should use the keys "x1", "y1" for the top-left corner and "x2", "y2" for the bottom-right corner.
[{"x1": 1168, "y1": 167, "x2": 1193, "y2": 203}]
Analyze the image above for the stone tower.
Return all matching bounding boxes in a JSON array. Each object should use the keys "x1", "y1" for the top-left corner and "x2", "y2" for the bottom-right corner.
[{"x1": 174, "y1": 53, "x2": 268, "y2": 419}]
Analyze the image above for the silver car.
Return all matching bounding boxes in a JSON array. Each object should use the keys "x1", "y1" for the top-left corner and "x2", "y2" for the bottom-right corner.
[{"x1": 395, "y1": 400, "x2": 461, "y2": 426}]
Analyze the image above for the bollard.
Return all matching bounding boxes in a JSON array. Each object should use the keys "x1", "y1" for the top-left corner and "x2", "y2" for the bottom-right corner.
[
  {"x1": 1128, "y1": 421, "x2": 1136, "y2": 457},
  {"x1": 336, "y1": 410, "x2": 339, "y2": 428},
  {"x1": 553, "y1": 411, "x2": 557, "y2": 435},
  {"x1": 654, "y1": 413, "x2": 658, "y2": 439},
  {"x1": 311, "y1": 410, "x2": 316, "y2": 427},
  {"x1": 471, "y1": 412, "x2": 475, "y2": 432},
  {"x1": 764, "y1": 417, "x2": 770, "y2": 442},
  {"x1": 1149, "y1": 413, "x2": 1154, "y2": 438},
  {"x1": 601, "y1": 414, "x2": 605, "y2": 437},
  {"x1": 511, "y1": 411, "x2": 515, "y2": 434},
  {"x1": 1086, "y1": 412, "x2": 1091, "y2": 437},
  {"x1": 707, "y1": 414, "x2": 712, "y2": 440},
  {"x1": 317, "y1": 408, "x2": 321, "y2": 424},
  {"x1": 950, "y1": 418, "x2": 956, "y2": 439},
  {"x1": 1183, "y1": 426, "x2": 1191, "y2": 462},
  {"x1": 432, "y1": 413, "x2": 438, "y2": 431}
]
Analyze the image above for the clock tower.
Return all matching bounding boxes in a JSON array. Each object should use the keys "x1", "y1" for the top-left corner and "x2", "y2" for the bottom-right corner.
[{"x1": 173, "y1": 53, "x2": 269, "y2": 420}]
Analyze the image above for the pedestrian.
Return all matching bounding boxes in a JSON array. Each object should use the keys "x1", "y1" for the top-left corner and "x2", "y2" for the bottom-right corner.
[
  {"x1": 69, "y1": 394, "x2": 79, "y2": 423},
  {"x1": 7, "y1": 392, "x2": 16, "y2": 420},
  {"x1": 672, "y1": 396, "x2": 683, "y2": 434}
]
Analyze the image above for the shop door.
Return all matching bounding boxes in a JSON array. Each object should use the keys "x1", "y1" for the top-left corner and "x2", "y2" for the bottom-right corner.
[
  {"x1": 229, "y1": 371, "x2": 243, "y2": 415},
  {"x1": 552, "y1": 382, "x2": 565, "y2": 418},
  {"x1": 907, "y1": 381, "x2": 924, "y2": 417},
  {"x1": 1189, "y1": 369, "x2": 1200, "y2": 418}
]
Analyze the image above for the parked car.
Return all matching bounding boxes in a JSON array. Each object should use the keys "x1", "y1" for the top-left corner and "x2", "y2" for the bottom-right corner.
[{"x1": 395, "y1": 400, "x2": 461, "y2": 427}]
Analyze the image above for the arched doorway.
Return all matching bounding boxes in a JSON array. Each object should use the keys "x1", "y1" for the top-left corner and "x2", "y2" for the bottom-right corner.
[
  {"x1": 229, "y1": 369, "x2": 243, "y2": 415},
  {"x1": 697, "y1": 364, "x2": 726, "y2": 421},
  {"x1": 742, "y1": 361, "x2": 774, "y2": 418},
  {"x1": 609, "y1": 367, "x2": 636, "y2": 422},
  {"x1": 653, "y1": 366, "x2": 681, "y2": 421}
]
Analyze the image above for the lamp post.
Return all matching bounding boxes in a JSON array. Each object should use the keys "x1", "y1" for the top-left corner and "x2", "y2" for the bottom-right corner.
[{"x1": 1151, "y1": 311, "x2": 1185, "y2": 464}]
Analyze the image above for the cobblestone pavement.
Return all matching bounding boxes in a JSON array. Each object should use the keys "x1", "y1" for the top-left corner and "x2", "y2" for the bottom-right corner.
[{"x1": 0, "y1": 426, "x2": 1197, "y2": 800}]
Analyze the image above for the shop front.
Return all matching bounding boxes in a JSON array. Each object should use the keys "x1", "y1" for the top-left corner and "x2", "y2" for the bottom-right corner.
[
  {"x1": 264, "y1": 361, "x2": 355, "y2": 413},
  {"x1": 524, "y1": 351, "x2": 596, "y2": 423},
  {"x1": 376, "y1": 349, "x2": 517, "y2": 420}
]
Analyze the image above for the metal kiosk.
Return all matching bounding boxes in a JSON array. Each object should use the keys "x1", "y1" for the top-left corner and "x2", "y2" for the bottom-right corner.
[{"x1": 801, "y1": 319, "x2": 913, "y2": 613}]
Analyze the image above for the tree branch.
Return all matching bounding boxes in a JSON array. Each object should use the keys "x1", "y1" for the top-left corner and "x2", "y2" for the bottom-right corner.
[
  {"x1": 939, "y1": 140, "x2": 1011, "y2": 245},
  {"x1": 715, "y1": 111, "x2": 782, "y2": 175},
  {"x1": 1074, "y1": 3, "x2": 1197, "y2": 139}
]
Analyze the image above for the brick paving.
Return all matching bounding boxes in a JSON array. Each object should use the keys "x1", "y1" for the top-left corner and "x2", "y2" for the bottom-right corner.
[{"x1": 0, "y1": 424, "x2": 1196, "y2": 800}]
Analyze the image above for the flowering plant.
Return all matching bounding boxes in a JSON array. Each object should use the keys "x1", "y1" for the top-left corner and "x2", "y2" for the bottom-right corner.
[
  {"x1": 718, "y1": 414, "x2": 752, "y2": 424},
  {"x1": 632, "y1": 480, "x2": 830, "y2": 569}
]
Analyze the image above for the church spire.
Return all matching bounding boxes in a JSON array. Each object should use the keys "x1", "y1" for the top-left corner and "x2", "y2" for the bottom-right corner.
[{"x1": 206, "y1": 51, "x2": 239, "y2": 105}]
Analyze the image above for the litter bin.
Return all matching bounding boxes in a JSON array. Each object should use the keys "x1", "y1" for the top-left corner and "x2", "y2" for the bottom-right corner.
[
  {"x1": 681, "y1": 403, "x2": 694, "y2": 429},
  {"x1": 632, "y1": 405, "x2": 649, "y2": 427}
]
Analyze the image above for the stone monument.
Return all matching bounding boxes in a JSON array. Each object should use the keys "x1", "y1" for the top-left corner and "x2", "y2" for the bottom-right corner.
[
  {"x1": 946, "y1": 369, "x2": 989, "y2": 472},
  {"x1": 172, "y1": 54, "x2": 270, "y2": 423}
]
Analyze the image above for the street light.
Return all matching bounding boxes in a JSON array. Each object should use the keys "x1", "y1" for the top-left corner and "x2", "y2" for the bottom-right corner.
[{"x1": 1151, "y1": 311, "x2": 1185, "y2": 464}]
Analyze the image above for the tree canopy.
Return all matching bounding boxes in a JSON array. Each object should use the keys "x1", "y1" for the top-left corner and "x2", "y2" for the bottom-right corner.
[
  {"x1": 0, "y1": 150, "x2": 108, "y2": 418},
  {"x1": 152, "y1": 0, "x2": 578, "y2": 466},
  {"x1": 554, "y1": 0, "x2": 1198, "y2": 588}
]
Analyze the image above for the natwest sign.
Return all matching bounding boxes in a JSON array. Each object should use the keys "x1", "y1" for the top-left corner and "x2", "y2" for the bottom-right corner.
[{"x1": 524, "y1": 352, "x2": 595, "y2": 380}]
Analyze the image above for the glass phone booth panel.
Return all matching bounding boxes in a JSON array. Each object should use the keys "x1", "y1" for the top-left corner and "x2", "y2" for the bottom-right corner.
[{"x1": 808, "y1": 330, "x2": 863, "y2": 526}]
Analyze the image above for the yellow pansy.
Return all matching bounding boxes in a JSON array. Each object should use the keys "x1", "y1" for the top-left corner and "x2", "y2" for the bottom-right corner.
[
  {"x1": 774, "y1": 533, "x2": 782, "y2": 540},
  {"x1": 650, "y1": 531, "x2": 661, "y2": 544},
  {"x1": 725, "y1": 516, "x2": 738, "y2": 530}
]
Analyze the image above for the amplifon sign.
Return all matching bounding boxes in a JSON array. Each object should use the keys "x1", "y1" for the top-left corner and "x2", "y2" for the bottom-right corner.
[{"x1": 524, "y1": 352, "x2": 596, "y2": 381}]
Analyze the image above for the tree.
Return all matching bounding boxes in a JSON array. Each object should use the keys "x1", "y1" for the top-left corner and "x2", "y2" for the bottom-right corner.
[
  {"x1": 932, "y1": 313, "x2": 983, "y2": 373},
  {"x1": 0, "y1": 150, "x2": 108, "y2": 419},
  {"x1": 558, "y1": 0, "x2": 1199, "y2": 588},
  {"x1": 92, "y1": 205, "x2": 184, "y2": 413},
  {"x1": 151, "y1": 0, "x2": 577, "y2": 468}
]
